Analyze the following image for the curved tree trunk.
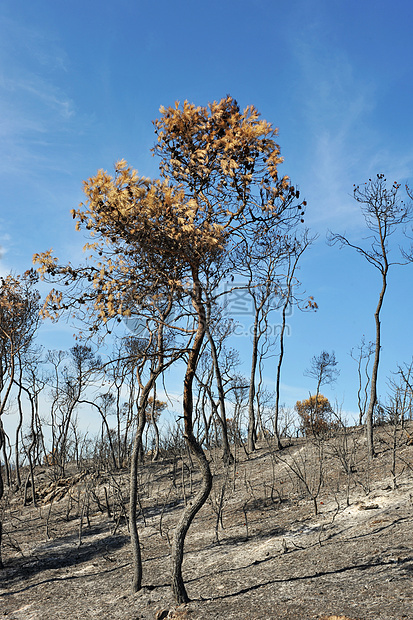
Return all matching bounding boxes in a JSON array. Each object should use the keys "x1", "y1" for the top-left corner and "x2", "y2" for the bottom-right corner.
[
  {"x1": 171, "y1": 271, "x2": 213, "y2": 604},
  {"x1": 129, "y1": 388, "x2": 150, "y2": 593},
  {"x1": 171, "y1": 437, "x2": 212, "y2": 603}
]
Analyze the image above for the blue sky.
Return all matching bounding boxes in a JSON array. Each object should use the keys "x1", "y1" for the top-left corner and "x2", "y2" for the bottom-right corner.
[{"x1": 1, "y1": 0, "x2": 413, "y2": 426}]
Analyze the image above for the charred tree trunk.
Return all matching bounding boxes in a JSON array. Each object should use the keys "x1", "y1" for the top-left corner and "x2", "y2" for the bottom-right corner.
[
  {"x1": 274, "y1": 303, "x2": 288, "y2": 450},
  {"x1": 247, "y1": 312, "x2": 259, "y2": 453},
  {"x1": 0, "y1": 423, "x2": 5, "y2": 569},
  {"x1": 150, "y1": 384, "x2": 161, "y2": 461},
  {"x1": 205, "y1": 328, "x2": 234, "y2": 464},
  {"x1": 171, "y1": 272, "x2": 213, "y2": 604},
  {"x1": 14, "y1": 368, "x2": 25, "y2": 487},
  {"x1": 129, "y1": 388, "x2": 150, "y2": 593},
  {"x1": 366, "y1": 270, "x2": 387, "y2": 459},
  {"x1": 274, "y1": 247, "x2": 305, "y2": 450}
]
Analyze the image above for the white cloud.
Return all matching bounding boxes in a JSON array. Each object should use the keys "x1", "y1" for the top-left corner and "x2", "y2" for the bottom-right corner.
[
  {"x1": 292, "y1": 47, "x2": 376, "y2": 228},
  {"x1": 285, "y1": 30, "x2": 413, "y2": 235},
  {"x1": 2, "y1": 74, "x2": 75, "y2": 119},
  {"x1": 0, "y1": 14, "x2": 75, "y2": 179}
]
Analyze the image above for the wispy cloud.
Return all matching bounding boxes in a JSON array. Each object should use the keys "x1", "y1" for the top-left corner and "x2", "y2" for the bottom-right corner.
[
  {"x1": 0, "y1": 231, "x2": 11, "y2": 277},
  {"x1": 1, "y1": 74, "x2": 75, "y2": 119},
  {"x1": 285, "y1": 11, "x2": 412, "y2": 232},
  {"x1": 0, "y1": 14, "x2": 75, "y2": 178},
  {"x1": 291, "y1": 40, "x2": 377, "y2": 230}
]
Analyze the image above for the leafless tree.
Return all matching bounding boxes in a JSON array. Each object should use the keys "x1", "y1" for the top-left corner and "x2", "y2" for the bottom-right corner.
[
  {"x1": 274, "y1": 231, "x2": 316, "y2": 448},
  {"x1": 203, "y1": 302, "x2": 235, "y2": 463},
  {"x1": 350, "y1": 336, "x2": 375, "y2": 425},
  {"x1": 0, "y1": 271, "x2": 41, "y2": 568},
  {"x1": 328, "y1": 174, "x2": 413, "y2": 457},
  {"x1": 14, "y1": 346, "x2": 47, "y2": 488},
  {"x1": 304, "y1": 351, "x2": 339, "y2": 406},
  {"x1": 235, "y1": 231, "x2": 288, "y2": 453},
  {"x1": 379, "y1": 366, "x2": 413, "y2": 489},
  {"x1": 276, "y1": 440, "x2": 324, "y2": 515},
  {"x1": 79, "y1": 392, "x2": 118, "y2": 471},
  {"x1": 47, "y1": 344, "x2": 101, "y2": 477},
  {"x1": 392, "y1": 359, "x2": 413, "y2": 424},
  {"x1": 16, "y1": 348, "x2": 48, "y2": 504}
]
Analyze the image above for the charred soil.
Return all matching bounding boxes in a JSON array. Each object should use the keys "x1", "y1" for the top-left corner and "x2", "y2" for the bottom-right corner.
[{"x1": 1, "y1": 424, "x2": 413, "y2": 619}]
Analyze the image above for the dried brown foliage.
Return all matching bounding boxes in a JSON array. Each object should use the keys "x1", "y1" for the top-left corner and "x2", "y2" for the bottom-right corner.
[
  {"x1": 295, "y1": 394, "x2": 334, "y2": 436},
  {"x1": 33, "y1": 96, "x2": 305, "y2": 332}
]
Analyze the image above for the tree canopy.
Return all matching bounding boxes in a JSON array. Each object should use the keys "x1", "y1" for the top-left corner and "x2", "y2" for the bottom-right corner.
[{"x1": 34, "y1": 96, "x2": 305, "y2": 332}]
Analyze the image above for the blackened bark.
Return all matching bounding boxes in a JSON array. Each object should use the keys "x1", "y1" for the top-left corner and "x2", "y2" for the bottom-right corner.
[
  {"x1": 366, "y1": 271, "x2": 387, "y2": 459},
  {"x1": 205, "y1": 328, "x2": 234, "y2": 464},
  {"x1": 171, "y1": 271, "x2": 213, "y2": 604},
  {"x1": 129, "y1": 390, "x2": 149, "y2": 593},
  {"x1": 0, "y1": 423, "x2": 4, "y2": 568},
  {"x1": 247, "y1": 312, "x2": 259, "y2": 453}
]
